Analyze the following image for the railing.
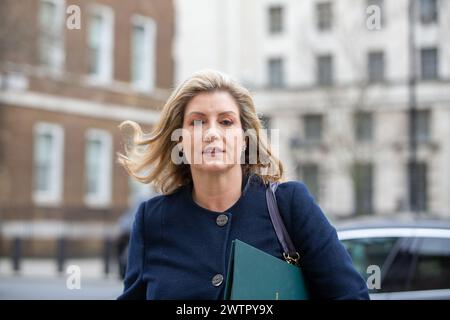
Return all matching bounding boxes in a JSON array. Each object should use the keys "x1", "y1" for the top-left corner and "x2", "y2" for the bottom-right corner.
[{"x1": 1, "y1": 220, "x2": 122, "y2": 277}]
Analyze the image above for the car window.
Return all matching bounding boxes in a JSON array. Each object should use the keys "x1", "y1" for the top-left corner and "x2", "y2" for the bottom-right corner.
[
  {"x1": 341, "y1": 237, "x2": 400, "y2": 293},
  {"x1": 381, "y1": 237, "x2": 416, "y2": 292},
  {"x1": 408, "y1": 237, "x2": 450, "y2": 291}
]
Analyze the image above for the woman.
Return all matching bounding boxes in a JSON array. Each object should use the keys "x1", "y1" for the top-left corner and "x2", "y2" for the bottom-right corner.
[{"x1": 117, "y1": 70, "x2": 369, "y2": 300}]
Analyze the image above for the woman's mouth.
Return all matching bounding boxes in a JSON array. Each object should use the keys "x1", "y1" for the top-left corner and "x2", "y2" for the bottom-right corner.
[{"x1": 202, "y1": 147, "x2": 225, "y2": 155}]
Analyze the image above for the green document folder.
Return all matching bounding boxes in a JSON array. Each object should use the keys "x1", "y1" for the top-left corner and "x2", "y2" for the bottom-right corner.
[{"x1": 224, "y1": 239, "x2": 309, "y2": 300}]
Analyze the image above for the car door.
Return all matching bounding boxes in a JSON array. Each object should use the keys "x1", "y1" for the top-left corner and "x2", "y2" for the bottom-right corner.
[
  {"x1": 395, "y1": 237, "x2": 450, "y2": 299},
  {"x1": 372, "y1": 236, "x2": 450, "y2": 299},
  {"x1": 340, "y1": 236, "x2": 408, "y2": 296},
  {"x1": 374, "y1": 236, "x2": 418, "y2": 298}
]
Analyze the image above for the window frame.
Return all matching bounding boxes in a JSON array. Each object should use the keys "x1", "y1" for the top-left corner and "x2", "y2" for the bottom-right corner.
[
  {"x1": 84, "y1": 128, "x2": 113, "y2": 208},
  {"x1": 38, "y1": 0, "x2": 66, "y2": 72},
  {"x1": 298, "y1": 163, "x2": 320, "y2": 201},
  {"x1": 419, "y1": 0, "x2": 438, "y2": 25},
  {"x1": 317, "y1": 54, "x2": 334, "y2": 86},
  {"x1": 408, "y1": 161, "x2": 428, "y2": 212},
  {"x1": 303, "y1": 114, "x2": 323, "y2": 144},
  {"x1": 415, "y1": 109, "x2": 431, "y2": 144},
  {"x1": 367, "y1": 50, "x2": 385, "y2": 84},
  {"x1": 87, "y1": 4, "x2": 114, "y2": 82},
  {"x1": 32, "y1": 122, "x2": 65, "y2": 206},
  {"x1": 316, "y1": 1, "x2": 333, "y2": 31},
  {"x1": 268, "y1": 5, "x2": 284, "y2": 34},
  {"x1": 353, "y1": 162, "x2": 374, "y2": 215},
  {"x1": 267, "y1": 57, "x2": 285, "y2": 88},
  {"x1": 354, "y1": 111, "x2": 374, "y2": 143},
  {"x1": 131, "y1": 15, "x2": 157, "y2": 92},
  {"x1": 420, "y1": 47, "x2": 439, "y2": 81}
]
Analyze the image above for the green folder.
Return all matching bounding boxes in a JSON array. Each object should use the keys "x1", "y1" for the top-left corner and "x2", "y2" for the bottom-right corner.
[{"x1": 224, "y1": 239, "x2": 309, "y2": 300}]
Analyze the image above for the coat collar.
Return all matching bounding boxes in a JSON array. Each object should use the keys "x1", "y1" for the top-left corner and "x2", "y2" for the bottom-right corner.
[{"x1": 183, "y1": 173, "x2": 261, "y2": 214}]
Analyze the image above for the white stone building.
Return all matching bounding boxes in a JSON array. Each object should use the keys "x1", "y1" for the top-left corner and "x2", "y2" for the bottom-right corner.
[{"x1": 174, "y1": 0, "x2": 450, "y2": 219}]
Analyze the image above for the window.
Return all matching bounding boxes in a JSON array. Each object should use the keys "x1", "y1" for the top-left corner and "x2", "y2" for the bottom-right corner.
[
  {"x1": 415, "y1": 109, "x2": 431, "y2": 144},
  {"x1": 409, "y1": 238, "x2": 450, "y2": 291},
  {"x1": 367, "y1": 0, "x2": 385, "y2": 27},
  {"x1": 381, "y1": 237, "x2": 416, "y2": 292},
  {"x1": 84, "y1": 129, "x2": 112, "y2": 207},
  {"x1": 268, "y1": 58, "x2": 285, "y2": 88},
  {"x1": 303, "y1": 114, "x2": 323, "y2": 144},
  {"x1": 368, "y1": 51, "x2": 385, "y2": 83},
  {"x1": 317, "y1": 54, "x2": 333, "y2": 86},
  {"x1": 420, "y1": 48, "x2": 439, "y2": 80},
  {"x1": 316, "y1": 2, "x2": 333, "y2": 31},
  {"x1": 33, "y1": 123, "x2": 64, "y2": 205},
  {"x1": 341, "y1": 237, "x2": 400, "y2": 292},
  {"x1": 268, "y1": 6, "x2": 283, "y2": 34},
  {"x1": 420, "y1": 0, "x2": 438, "y2": 24},
  {"x1": 88, "y1": 5, "x2": 114, "y2": 81},
  {"x1": 355, "y1": 112, "x2": 373, "y2": 142},
  {"x1": 39, "y1": 0, "x2": 65, "y2": 70},
  {"x1": 353, "y1": 162, "x2": 374, "y2": 215},
  {"x1": 297, "y1": 163, "x2": 320, "y2": 201},
  {"x1": 131, "y1": 16, "x2": 156, "y2": 91},
  {"x1": 408, "y1": 161, "x2": 428, "y2": 212}
]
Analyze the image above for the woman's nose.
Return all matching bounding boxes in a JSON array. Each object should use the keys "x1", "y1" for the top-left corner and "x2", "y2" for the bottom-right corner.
[{"x1": 203, "y1": 126, "x2": 221, "y2": 142}]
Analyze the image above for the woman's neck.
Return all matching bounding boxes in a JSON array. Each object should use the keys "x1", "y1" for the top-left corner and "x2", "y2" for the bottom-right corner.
[{"x1": 191, "y1": 166, "x2": 243, "y2": 213}]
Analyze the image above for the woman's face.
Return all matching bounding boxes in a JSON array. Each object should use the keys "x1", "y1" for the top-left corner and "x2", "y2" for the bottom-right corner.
[{"x1": 181, "y1": 91, "x2": 245, "y2": 173}]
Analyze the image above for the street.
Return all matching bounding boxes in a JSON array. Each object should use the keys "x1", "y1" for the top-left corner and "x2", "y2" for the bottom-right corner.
[
  {"x1": 0, "y1": 275, "x2": 123, "y2": 300},
  {"x1": 0, "y1": 258, "x2": 123, "y2": 300}
]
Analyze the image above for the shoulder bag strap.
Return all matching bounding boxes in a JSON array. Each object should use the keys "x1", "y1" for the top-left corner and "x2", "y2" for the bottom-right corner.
[{"x1": 265, "y1": 181, "x2": 300, "y2": 266}]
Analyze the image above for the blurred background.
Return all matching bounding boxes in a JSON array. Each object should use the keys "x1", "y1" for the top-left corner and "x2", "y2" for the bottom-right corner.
[{"x1": 0, "y1": 0, "x2": 449, "y2": 299}]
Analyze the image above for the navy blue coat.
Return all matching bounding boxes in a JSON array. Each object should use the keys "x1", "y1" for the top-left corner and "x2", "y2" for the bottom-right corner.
[{"x1": 118, "y1": 174, "x2": 370, "y2": 300}]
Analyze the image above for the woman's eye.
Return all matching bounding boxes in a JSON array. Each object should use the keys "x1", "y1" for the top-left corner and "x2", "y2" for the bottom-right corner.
[{"x1": 189, "y1": 119, "x2": 233, "y2": 126}]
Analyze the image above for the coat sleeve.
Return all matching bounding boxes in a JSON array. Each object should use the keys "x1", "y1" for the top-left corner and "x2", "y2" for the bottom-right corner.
[
  {"x1": 117, "y1": 201, "x2": 147, "y2": 300},
  {"x1": 289, "y1": 182, "x2": 370, "y2": 300}
]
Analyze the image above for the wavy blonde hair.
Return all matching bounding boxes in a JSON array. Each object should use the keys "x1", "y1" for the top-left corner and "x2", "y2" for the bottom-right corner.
[{"x1": 117, "y1": 69, "x2": 284, "y2": 195}]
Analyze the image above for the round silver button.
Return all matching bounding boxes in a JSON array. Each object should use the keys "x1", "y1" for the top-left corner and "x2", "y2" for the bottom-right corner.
[
  {"x1": 216, "y1": 214, "x2": 229, "y2": 227},
  {"x1": 212, "y1": 274, "x2": 224, "y2": 287}
]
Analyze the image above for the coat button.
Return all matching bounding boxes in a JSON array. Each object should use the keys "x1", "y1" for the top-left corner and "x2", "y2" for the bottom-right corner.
[
  {"x1": 216, "y1": 214, "x2": 229, "y2": 227},
  {"x1": 212, "y1": 274, "x2": 224, "y2": 287}
]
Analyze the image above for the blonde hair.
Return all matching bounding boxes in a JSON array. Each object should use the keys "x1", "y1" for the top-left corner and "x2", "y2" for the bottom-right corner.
[{"x1": 117, "y1": 69, "x2": 284, "y2": 195}]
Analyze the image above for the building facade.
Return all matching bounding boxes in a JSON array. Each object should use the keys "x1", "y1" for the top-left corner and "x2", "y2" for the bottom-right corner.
[
  {"x1": 0, "y1": 0, "x2": 174, "y2": 257},
  {"x1": 175, "y1": 0, "x2": 450, "y2": 219}
]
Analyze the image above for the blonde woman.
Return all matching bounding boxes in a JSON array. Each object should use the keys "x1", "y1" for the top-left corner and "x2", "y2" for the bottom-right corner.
[{"x1": 117, "y1": 70, "x2": 369, "y2": 300}]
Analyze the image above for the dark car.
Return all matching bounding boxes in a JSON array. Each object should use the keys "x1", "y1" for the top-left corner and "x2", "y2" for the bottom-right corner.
[{"x1": 337, "y1": 217, "x2": 450, "y2": 299}]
